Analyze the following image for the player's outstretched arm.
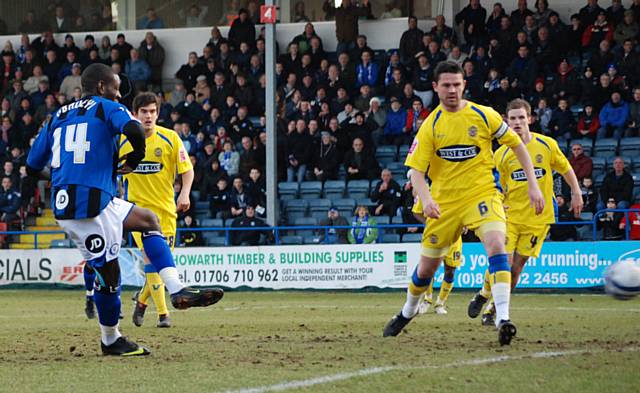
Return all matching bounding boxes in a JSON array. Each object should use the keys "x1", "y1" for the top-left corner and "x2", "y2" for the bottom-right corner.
[
  {"x1": 410, "y1": 169, "x2": 440, "y2": 219},
  {"x1": 118, "y1": 120, "x2": 146, "y2": 174},
  {"x1": 561, "y1": 169, "x2": 584, "y2": 218},
  {"x1": 511, "y1": 142, "x2": 545, "y2": 215}
]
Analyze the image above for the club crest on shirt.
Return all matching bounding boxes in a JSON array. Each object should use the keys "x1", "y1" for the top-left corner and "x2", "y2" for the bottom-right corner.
[
  {"x1": 430, "y1": 234, "x2": 438, "y2": 244},
  {"x1": 468, "y1": 126, "x2": 478, "y2": 137},
  {"x1": 154, "y1": 148, "x2": 162, "y2": 157},
  {"x1": 535, "y1": 154, "x2": 543, "y2": 164}
]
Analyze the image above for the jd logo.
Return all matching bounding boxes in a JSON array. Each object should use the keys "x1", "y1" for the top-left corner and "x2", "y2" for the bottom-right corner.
[
  {"x1": 85, "y1": 234, "x2": 105, "y2": 254},
  {"x1": 55, "y1": 189, "x2": 69, "y2": 210}
]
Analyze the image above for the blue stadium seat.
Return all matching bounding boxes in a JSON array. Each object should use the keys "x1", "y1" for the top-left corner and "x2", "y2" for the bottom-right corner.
[
  {"x1": 200, "y1": 218, "x2": 223, "y2": 227},
  {"x1": 632, "y1": 156, "x2": 640, "y2": 172},
  {"x1": 591, "y1": 156, "x2": 606, "y2": 172},
  {"x1": 595, "y1": 173, "x2": 605, "y2": 187},
  {"x1": 391, "y1": 215, "x2": 404, "y2": 225},
  {"x1": 203, "y1": 232, "x2": 225, "y2": 246},
  {"x1": 386, "y1": 161, "x2": 406, "y2": 177},
  {"x1": 381, "y1": 233, "x2": 400, "y2": 243},
  {"x1": 303, "y1": 236, "x2": 321, "y2": 244},
  {"x1": 293, "y1": 217, "x2": 318, "y2": 237},
  {"x1": 324, "y1": 180, "x2": 346, "y2": 199},
  {"x1": 620, "y1": 137, "x2": 640, "y2": 156},
  {"x1": 285, "y1": 199, "x2": 309, "y2": 222},
  {"x1": 280, "y1": 235, "x2": 303, "y2": 245},
  {"x1": 278, "y1": 182, "x2": 300, "y2": 200},
  {"x1": 356, "y1": 198, "x2": 377, "y2": 211},
  {"x1": 398, "y1": 144, "x2": 410, "y2": 159},
  {"x1": 309, "y1": 198, "x2": 332, "y2": 214},
  {"x1": 375, "y1": 215, "x2": 392, "y2": 234},
  {"x1": 576, "y1": 225, "x2": 593, "y2": 241},
  {"x1": 569, "y1": 138, "x2": 593, "y2": 156},
  {"x1": 191, "y1": 190, "x2": 200, "y2": 201},
  {"x1": 347, "y1": 179, "x2": 371, "y2": 198},
  {"x1": 338, "y1": 166, "x2": 347, "y2": 180},
  {"x1": 580, "y1": 212, "x2": 594, "y2": 221},
  {"x1": 333, "y1": 198, "x2": 356, "y2": 217},
  {"x1": 195, "y1": 201, "x2": 209, "y2": 217},
  {"x1": 593, "y1": 138, "x2": 618, "y2": 158},
  {"x1": 300, "y1": 181, "x2": 323, "y2": 199},
  {"x1": 634, "y1": 173, "x2": 640, "y2": 187},
  {"x1": 376, "y1": 145, "x2": 397, "y2": 165},
  {"x1": 402, "y1": 233, "x2": 423, "y2": 242}
]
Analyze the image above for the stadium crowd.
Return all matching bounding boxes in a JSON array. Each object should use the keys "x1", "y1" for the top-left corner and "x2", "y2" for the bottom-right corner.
[{"x1": 0, "y1": 0, "x2": 640, "y2": 246}]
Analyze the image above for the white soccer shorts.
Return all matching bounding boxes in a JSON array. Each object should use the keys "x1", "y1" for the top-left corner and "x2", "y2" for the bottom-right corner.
[{"x1": 57, "y1": 197, "x2": 134, "y2": 263}]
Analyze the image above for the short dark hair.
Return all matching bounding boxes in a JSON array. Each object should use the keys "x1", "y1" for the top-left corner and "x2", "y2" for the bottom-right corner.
[
  {"x1": 132, "y1": 92, "x2": 159, "y2": 113},
  {"x1": 433, "y1": 61, "x2": 464, "y2": 82},
  {"x1": 81, "y1": 63, "x2": 114, "y2": 93},
  {"x1": 506, "y1": 98, "x2": 531, "y2": 116}
]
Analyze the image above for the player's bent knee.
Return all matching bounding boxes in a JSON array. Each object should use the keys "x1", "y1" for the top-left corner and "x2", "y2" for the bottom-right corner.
[{"x1": 93, "y1": 260, "x2": 121, "y2": 294}]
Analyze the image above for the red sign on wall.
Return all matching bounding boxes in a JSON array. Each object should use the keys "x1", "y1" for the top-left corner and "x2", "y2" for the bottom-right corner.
[{"x1": 260, "y1": 5, "x2": 277, "y2": 24}]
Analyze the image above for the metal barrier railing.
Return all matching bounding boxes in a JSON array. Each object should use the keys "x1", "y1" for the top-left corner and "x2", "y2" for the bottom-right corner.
[{"x1": 2, "y1": 209, "x2": 638, "y2": 249}]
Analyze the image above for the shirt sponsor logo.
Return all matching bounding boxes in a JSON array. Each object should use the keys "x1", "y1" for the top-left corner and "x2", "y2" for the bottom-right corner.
[
  {"x1": 511, "y1": 167, "x2": 546, "y2": 181},
  {"x1": 133, "y1": 161, "x2": 163, "y2": 174},
  {"x1": 436, "y1": 145, "x2": 480, "y2": 162}
]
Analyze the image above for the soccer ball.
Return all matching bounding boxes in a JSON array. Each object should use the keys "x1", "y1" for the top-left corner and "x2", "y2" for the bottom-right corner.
[{"x1": 604, "y1": 260, "x2": 640, "y2": 300}]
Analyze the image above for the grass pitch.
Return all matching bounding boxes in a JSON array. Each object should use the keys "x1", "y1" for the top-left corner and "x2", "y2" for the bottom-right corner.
[{"x1": 0, "y1": 290, "x2": 638, "y2": 393}]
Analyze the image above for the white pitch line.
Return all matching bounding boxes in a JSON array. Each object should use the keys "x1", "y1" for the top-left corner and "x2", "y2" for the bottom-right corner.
[{"x1": 220, "y1": 347, "x2": 640, "y2": 393}]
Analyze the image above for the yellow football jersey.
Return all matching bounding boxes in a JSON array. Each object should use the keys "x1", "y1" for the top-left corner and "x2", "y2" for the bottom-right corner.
[
  {"x1": 120, "y1": 125, "x2": 192, "y2": 219},
  {"x1": 494, "y1": 132, "x2": 571, "y2": 225},
  {"x1": 405, "y1": 102, "x2": 521, "y2": 205}
]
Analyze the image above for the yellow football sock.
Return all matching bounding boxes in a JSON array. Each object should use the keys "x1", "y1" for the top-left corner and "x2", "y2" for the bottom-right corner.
[
  {"x1": 147, "y1": 272, "x2": 169, "y2": 316},
  {"x1": 479, "y1": 268, "x2": 492, "y2": 298},
  {"x1": 138, "y1": 279, "x2": 151, "y2": 306},
  {"x1": 437, "y1": 280, "x2": 454, "y2": 305}
]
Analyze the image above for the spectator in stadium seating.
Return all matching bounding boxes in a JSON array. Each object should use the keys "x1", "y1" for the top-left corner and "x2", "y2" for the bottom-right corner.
[
  {"x1": 485, "y1": 2, "x2": 506, "y2": 36},
  {"x1": 311, "y1": 131, "x2": 339, "y2": 181},
  {"x1": 549, "y1": 98, "x2": 576, "y2": 140},
  {"x1": 218, "y1": 140, "x2": 240, "y2": 177},
  {"x1": 238, "y1": 136, "x2": 258, "y2": 179},
  {"x1": 626, "y1": 88, "x2": 640, "y2": 138},
  {"x1": 48, "y1": 4, "x2": 70, "y2": 33},
  {"x1": 551, "y1": 59, "x2": 580, "y2": 106},
  {"x1": 344, "y1": 137, "x2": 379, "y2": 181},
  {"x1": 384, "y1": 98, "x2": 407, "y2": 146},
  {"x1": 318, "y1": 207, "x2": 349, "y2": 244},
  {"x1": 550, "y1": 194, "x2": 577, "y2": 241},
  {"x1": 598, "y1": 91, "x2": 629, "y2": 140},
  {"x1": 579, "y1": 0, "x2": 605, "y2": 28},
  {"x1": 617, "y1": 39, "x2": 639, "y2": 89},
  {"x1": 169, "y1": 80, "x2": 187, "y2": 107},
  {"x1": 430, "y1": 14, "x2": 456, "y2": 45},
  {"x1": 619, "y1": 201, "x2": 640, "y2": 240},
  {"x1": 196, "y1": 141, "x2": 217, "y2": 168},
  {"x1": 209, "y1": 176, "x2": 231, "y2": 219},
  {"x1": 614, "y1": 11, "x2": 638, "y2": 46},
  {"x1": 576, "y1": 104, "x2": 600, "y2": 139},
  {"x1": 587, "y1": 40, "x2": 614, "y2": 78},
  {"x1": 405, "y1": 98, "x2": 428, "y2": 137},
  {"x1": 582, "y1": 9, "x2": 614, "y2": 50},
  {"x1": 291, "y1": 22, "x2": 320, "y2": 55},
  {"x1": 33, "y1": 93, "x2": 57, "y2": 126},
  {"x1": 324, "y1": 0, "x2": 371, "y2": 55},
  {"x1": 125, "y1": 49, "x2": 150, "y2": 93},
  {"x1": 455, "y1": 0, "x2": 487, "y2": 49},
  {"x1": 2, "y1": 161, "x2": 18, "y2": 187},
  {"x1": 607, "y1": 0, "x2": 626, "y2": 25},
  {"x1": 533, "y1": 26, "x2": 559, "y2": 76},
  {"x1": 510, "y1": 0, "x2": 533, "y2": 30},
  {"x1": 371, "y1": 169, "x2": 402, "y2": 217},
  {"x1": 23, "y1": 65, "x2": 47, "y2": 95},
  {"x1": 176, "y1": 52, "x2": 206, "y2": 93},
  {"x1": 229, "y1": 176, "x2": 252, "y2": 219},
  {"x1": 137, "y1": 7, "x2": 165, "y2": 29},
  {"x1": 462, "y1": 60, "x2": 484, "y2": 102},
  {"x1": 138, "y1": 32, "x2": 165, "y2": 91},
  {"x1": 399, "y1": 16, "x2": 424, "y2": 66},
  {"x1": 355, "y1": 50, "x2": 378, "y2": 92},
  {"x1": 201, "y1": 158, "x2": 227, "y2": 197},
  {"x1": 286, "y1": 119, "x2": 311, "y2": 183},
  {"x1": 0, "y1": 176, "x2": 19, "y2": 223},
  {"x1": 194, "y1": 75, "x2": 211, "y2": 105},
  {"x1": 580, "y1": 176, "x2": 598, "y2": 213},
  {"x1": 112, "y1": 33, "x2": 133, "y2": 63},
  {"x1": 231, "y1": 204, "x2": 268, "y2": 246},
  {"x1": 411, "y1": 54, "x2": 434, "y2": 108},
  {"x1": 506, "y1": 45, "x2": 537, "y2": 95},
  {"x1": 228, "y1": 9, "x2": 255, "y2": 50},
  {"x1": 6, "y1": 81, "x2": 28, "y2": 114},
  {"x1": 534, "y1": 98, "x2": 552, "y2": 134},
  {"x1": 179, "y1": 3, "x2": 209, "y2": 28},
  {"x1": 348, "y1": 205, "x2": 378, "y2": 244},
  {"x1": 354, "y1": 84, "x2": 373, "y2": 113},
  {"x1": 569, "y1": 143, "x2": 593, "y2": 182},
  {"x1": 179, "y1": 215, "x2": 203, "y2": 247},
  {"x1": 245, "y1": 168, "x2": 266, "y2": 212},
  {"x1": 599, "y1": 157, "x2": 634, "y2": 211},
  {"x1": 597, "y1": 197, "x2": 624, "y2": 240},
  {"x1": 446, "y1": 46, "x2": 468, "y2": 67}
]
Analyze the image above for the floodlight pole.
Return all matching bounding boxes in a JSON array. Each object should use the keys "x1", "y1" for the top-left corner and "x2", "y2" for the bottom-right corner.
[{"x1": 265, "y1": 1, "x2": 278, "y2": 227}]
